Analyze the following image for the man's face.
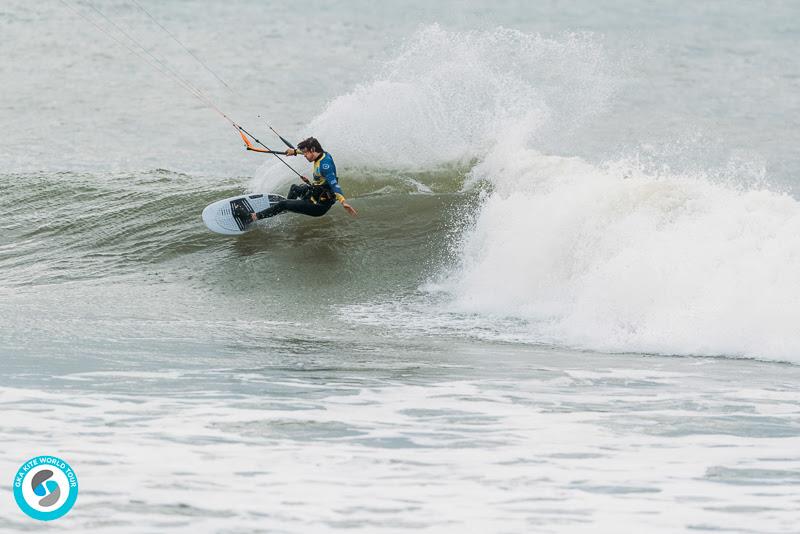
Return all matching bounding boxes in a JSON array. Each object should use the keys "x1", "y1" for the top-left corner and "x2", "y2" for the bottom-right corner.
[{"x1": 301, "y1": 149, "x2": 317, "y2": 162}]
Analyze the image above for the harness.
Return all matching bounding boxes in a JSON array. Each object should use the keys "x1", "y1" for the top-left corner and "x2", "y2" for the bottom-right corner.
[
  {"x1": 308, "y1": 183, "x2": 334, "y2": 204},
  {"x1": 308, "y1": 154, "x2": 335, "y2": 204}
]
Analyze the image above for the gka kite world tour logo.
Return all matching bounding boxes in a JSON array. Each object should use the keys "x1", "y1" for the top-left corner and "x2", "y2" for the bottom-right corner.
[{"x1": 13, "y1": 455, "x2": 78, "y2": 521}]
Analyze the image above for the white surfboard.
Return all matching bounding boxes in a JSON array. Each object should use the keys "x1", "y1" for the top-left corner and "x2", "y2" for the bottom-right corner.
[{"x1": 201, "y1": 193, "x2": 286, "y2": 235}]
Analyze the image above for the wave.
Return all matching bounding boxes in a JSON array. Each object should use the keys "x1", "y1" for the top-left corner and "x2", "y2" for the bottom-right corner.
[
  {"x1": 431, "y1": 148, "x2": 800, "y2": 362},
  {"x1": 0, "y1": 169, "x2": 461, "y2": 288},
  {"x1": 264, "y1": 25, "x2": 800, "y2": 363},
  {"x1": 0, "y1": 171, "x2": 219, "y2": 285}
]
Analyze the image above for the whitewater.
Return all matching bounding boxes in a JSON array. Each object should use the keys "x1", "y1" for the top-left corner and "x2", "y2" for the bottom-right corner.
[
  {"x1": 254, "y1": 24, "x2": 800, "y2": 363},
  {"x1": 2, "y1": 2, "x2": 800, "y2": 533}
]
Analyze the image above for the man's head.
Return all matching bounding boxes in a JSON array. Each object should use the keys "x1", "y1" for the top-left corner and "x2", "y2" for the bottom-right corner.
[{"x1": 296, "y1": 137, "x2": 324, "y2": 161}]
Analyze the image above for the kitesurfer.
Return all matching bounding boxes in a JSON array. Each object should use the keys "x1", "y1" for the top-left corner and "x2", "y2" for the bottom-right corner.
[{"x1": 248, "y1": 137, "x2": 357, "y2": 221}]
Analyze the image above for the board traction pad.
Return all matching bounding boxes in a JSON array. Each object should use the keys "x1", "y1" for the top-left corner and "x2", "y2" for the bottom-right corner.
[{"x1": 230, "y1": 198, "x2": 254, "y2": 231}]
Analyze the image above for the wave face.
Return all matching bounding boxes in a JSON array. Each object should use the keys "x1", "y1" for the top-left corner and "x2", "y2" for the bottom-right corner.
[
  {"x1": 256, "y1": 26, "x2": 800, "y2": 363},
  {"x1": 0, "y1": 169, "x2": 459, "y2": 302},
  {"x1": 0, "y1": 170, "x2": 232, "y2": 286}
]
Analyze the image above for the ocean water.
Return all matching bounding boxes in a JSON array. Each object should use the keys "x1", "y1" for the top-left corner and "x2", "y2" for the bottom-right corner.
[{"x1": 2, "y1": 1, "x2": 800, "y2": 532}]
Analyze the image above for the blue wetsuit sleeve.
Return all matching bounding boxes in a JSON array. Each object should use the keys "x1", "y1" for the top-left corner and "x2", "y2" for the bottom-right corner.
[{"x1": 321, "y1": 159, "x2": 345, "y2": 200}]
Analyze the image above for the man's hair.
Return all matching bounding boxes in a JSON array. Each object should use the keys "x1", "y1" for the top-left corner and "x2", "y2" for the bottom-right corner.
[{"x1": 297, "y1": 137, "x2": 324, "y2": 153}]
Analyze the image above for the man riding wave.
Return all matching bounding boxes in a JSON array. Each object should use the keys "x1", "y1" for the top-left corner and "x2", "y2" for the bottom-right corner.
[{"x1": 248, "y1": 137, "x2": 357, "y2": 221}]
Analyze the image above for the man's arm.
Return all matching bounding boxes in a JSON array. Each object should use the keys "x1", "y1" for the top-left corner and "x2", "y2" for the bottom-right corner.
[{"x1": 322, "y1": 164, "x2": 357, "y2": 217}]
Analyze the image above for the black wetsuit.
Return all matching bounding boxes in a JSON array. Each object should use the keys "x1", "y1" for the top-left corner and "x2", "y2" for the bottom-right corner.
[{"x1": 255, "y1": 183, "x2": 334, "y2": 219}]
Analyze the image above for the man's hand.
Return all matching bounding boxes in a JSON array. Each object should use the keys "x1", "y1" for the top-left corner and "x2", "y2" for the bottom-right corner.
[
  {"x1": 300, "y1": 175, "x2": 311, "y2": 184},
  {"x1": 342, "y1": 202, "x2": 358, "y2": 217},
  {"x1": 285, "y1": 148, "x2": 299, "y2": 156},
  {"x1": 250, "y1": 213, "x2": 258, "y2": 222}
]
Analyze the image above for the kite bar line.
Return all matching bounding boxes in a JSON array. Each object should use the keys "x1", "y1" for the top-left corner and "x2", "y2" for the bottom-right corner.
[{"x1": 237, "y1": 126, "x2": 305, "y2": 179}]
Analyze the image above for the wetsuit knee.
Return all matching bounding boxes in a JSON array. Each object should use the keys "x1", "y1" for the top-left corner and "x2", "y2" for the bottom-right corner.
[
  {"x1": 284, "y1": 199, "x2": 333, "y2": 217},
  {"x1": 255, "y1": 198, "x2": 334, "y2": 220},
  {"x1": 288, "y1": 184, "x2": 311, "y2": 200}
]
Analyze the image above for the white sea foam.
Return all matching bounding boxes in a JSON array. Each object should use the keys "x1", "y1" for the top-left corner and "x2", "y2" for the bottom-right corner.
[
  {"x1": 3, "y1": 356, "x2": 800, "y2": 533},
  {"x1": 439, "y1": 148, "x2": 800, "y2": 361}
]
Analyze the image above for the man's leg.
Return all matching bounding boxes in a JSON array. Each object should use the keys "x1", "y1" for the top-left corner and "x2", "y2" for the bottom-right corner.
[
  {"x1": 288, "y1": 184, "x2": 311, "y2": 200},
  {"x1": 255, "y1": 201, "x2": 288, "y2": 219},
  {"x1": 256, "y1": 200, "x2": 334, "y2": 220},
  {"x1": 282, "y1": 200, "x2": 335, "y2": 217}
]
